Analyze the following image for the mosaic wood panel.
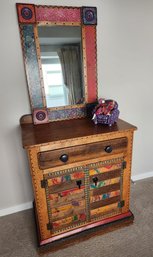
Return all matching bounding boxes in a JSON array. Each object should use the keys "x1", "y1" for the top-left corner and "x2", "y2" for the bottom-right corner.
[{"x1": 20, "y1": 24, "x2": 43, "y2": 108}]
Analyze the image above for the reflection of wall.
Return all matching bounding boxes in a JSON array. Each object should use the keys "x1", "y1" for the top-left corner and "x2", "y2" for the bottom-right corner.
[
  {"x1": 41, "y1": 45, "x2": 61, "y2": 53},
  {"x1": 98, "y1": 0, "x2": 153, "y2": 182},
  {"x1": 38, "y1": 25, "x2": 81, "y2": 37},
  {"x1": 1, "y1": 0, "x2": 153, "y2": 216},
  {"x1": 40, "y1": 44, "x2": 81, "y2": 54},
  {"x1": 38, "y1": 26, "x2": 81, "y2": 45}
]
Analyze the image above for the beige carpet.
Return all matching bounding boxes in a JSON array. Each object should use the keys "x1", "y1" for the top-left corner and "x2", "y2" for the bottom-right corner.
[{"x1": 0, "y1": 177, "x2": 153, "y2": 257}]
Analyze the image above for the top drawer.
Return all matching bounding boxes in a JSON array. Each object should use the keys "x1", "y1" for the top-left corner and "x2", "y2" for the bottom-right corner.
[{"x1": 38, "y1": 137, "x2": 128, "y2": 170}]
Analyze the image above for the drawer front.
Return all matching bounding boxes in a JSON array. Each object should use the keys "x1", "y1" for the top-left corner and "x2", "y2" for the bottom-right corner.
[{"x1": 38, "y1": 137, "x2": 128, "y2": 169}]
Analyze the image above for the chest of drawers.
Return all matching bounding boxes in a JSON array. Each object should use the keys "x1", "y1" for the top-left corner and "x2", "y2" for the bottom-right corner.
[{"x1": 20, "y1": 117, "x2": 136, "y2": 246}]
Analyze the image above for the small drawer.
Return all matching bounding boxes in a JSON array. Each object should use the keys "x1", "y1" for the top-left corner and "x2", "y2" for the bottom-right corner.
[{"x1": 38, "y1": 137, "x2": 128, "y2": 169}]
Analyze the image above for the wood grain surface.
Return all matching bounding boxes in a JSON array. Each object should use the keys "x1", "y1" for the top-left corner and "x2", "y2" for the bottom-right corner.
[
  {"x1": 38, "y1": 138, "x2": 127, "y2": 169},
  {"x1": 20, "y1": 117, "x2": 136, "y2": 149}
]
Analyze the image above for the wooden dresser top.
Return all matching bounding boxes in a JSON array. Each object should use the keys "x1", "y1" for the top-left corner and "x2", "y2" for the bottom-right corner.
[{"x1": 20, "y1": 117, "x2": 137, "y2": 149}]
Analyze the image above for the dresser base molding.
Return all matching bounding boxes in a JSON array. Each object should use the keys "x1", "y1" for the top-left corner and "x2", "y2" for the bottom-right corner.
[{"x1": 33, "y1": 201, "x2": 134, "y2": 248}]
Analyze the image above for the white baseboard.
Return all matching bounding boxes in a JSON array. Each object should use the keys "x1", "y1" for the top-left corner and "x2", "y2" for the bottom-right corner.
[
  {"x1": 131, "y1": 171, "x2": 153, "y2": 182},
  {"x1": 0, "y1": 171, "x2": 153, "y2": 217},
  {"x1": 0, "y1": 201, "x2": 32, "y2": 217}
]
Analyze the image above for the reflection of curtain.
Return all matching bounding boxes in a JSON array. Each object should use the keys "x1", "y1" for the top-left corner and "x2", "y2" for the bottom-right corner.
[{"x1": 58, "y1": 46, "x2": 83, "y2": 105}]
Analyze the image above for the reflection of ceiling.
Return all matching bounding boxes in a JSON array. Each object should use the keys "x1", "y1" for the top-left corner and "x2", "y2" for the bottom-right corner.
[{"x1": 38, "y1": 26, "x2": 81, "y2": 45}]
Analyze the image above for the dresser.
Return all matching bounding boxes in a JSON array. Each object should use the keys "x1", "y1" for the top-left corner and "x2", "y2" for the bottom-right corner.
[{"x1": 20, "y1": 116, "x2": 136, "y2": 246}]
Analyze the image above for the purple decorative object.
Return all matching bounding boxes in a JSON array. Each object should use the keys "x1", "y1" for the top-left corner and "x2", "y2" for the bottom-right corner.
[{"x1": 92, "y1": 99, "x2": 120, "y2": 126}]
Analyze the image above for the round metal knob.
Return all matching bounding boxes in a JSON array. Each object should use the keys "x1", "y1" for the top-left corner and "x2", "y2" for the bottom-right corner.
[
  {"x1": 60, "y1": 154, "x2": 69, "y2": 163},
  {"x1": 105, "y1": 145, "x2": 113, "y2": 153}
]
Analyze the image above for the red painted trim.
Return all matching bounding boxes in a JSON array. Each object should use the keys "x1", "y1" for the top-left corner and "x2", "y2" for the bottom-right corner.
[
  {"x1": 35, "y1": 6, "x2": 81, "y2": 23},
  {"x1": 34, "y1": 5, "x2": 98, "y2": 105},
  {"x1": 85, "y1": 26, "x2": 97, "y2": 103},
  {"x1": 39, "y1": 211, "x2": 133, "y2": 246}
]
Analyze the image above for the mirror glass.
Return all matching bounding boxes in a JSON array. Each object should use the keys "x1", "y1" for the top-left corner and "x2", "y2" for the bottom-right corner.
[{"x1": 38, "y1": 26, "x2": 84, "y2": 108}]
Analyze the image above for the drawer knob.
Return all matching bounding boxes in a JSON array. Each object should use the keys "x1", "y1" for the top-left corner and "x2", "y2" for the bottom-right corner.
[
  {"x1": 76, "y1": 180, "x2": 82, "y2": 189},
  {"x1": 105, "y1": 145, "x2": 113, "y2": 153},
  {"x1": 60, "y1": 154, "x2": 69, "y2": 163},
  {"x1": 93, "y1": 177, "x2": 98, "y2": 186}
]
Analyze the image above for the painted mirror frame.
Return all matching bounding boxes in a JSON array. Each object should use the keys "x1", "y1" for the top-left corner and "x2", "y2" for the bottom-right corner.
[{"x1": 16, "y1": 4, "x2": 98, "y2": 121}]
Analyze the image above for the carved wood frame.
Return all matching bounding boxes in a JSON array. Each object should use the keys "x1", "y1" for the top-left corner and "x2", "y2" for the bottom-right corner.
[{"x1": 16, "y1": 4, "x2": 98, "y2": 121}]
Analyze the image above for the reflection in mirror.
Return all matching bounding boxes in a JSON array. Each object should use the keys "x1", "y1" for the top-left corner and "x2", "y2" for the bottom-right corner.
[{"x1": 38, "y1": 26, "x2": 84, "y2": 108}]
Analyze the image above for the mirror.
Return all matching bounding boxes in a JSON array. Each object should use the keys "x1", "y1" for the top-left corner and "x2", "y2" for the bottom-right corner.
[
  {"x1": 16, "y1": 4, "x2": 98, "y2": 121},
  {"x1": 38, "y1": 26, "x2": 84, "y2": 108}
]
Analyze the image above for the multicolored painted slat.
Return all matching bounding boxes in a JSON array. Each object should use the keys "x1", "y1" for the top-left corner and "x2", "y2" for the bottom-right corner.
[
  {"x1": 48, "y1": 171, "x2": 84, "y2": 187},
  {"x1": 52, "y1": 199, "x2": 85, "y2": 215},
  {"x1": 52, "y1": 212, "x2": 86, "y2": 230},
  {"x1": 49, "y1": 187, "x2": 85, "y2": 206},
  {"x1": 90, "y1": 177, "x2": 120, "y2": 189},
  {"x1": 91, "y1": 203, "x2": 119, "y2": 217},
  {"x1": 89, "y1": 162, "x2": 122, "y2": 176},
  {"x1": 52, "y1": 206, "x2": 85, "y2": 222},
  {"x1": 90, "y1": 190, "x2": 120, "y2": 203}
]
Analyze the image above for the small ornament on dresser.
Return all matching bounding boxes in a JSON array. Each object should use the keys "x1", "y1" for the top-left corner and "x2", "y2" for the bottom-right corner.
[
  {"x1": 92, "y1": 98, "x2": 120, "y2": 126},
  {"x1": 33, "y1": 108, "x2": 49, "y2": 125}
]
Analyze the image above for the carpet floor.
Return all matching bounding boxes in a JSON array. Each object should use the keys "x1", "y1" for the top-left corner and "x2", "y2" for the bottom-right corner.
[{"x1": 0, "y1": 177, "x2": 153, "y2": 257}]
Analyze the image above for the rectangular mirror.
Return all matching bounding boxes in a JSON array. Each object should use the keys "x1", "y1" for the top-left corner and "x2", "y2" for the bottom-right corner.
[
  {"x1": 16, "y1": 4, "x2": 98, "y2": 121},
  {"x1": 38, "y1": 25, "x2": 84, "y2": 108}
]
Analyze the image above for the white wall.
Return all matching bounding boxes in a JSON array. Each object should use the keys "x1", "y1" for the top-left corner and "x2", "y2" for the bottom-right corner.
[
  {"x1": 0, "y1": 0, "x2": 153, "y2": 215},
  {"x1": 99, "y1": 0, "x2": 153, "y2": 179}
]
